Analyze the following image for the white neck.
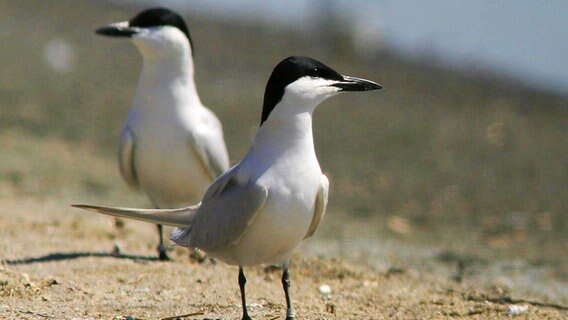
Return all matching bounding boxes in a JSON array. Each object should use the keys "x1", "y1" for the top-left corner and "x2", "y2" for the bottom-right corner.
[
  {"x1": 132, "y1": 51, "x2": 202, "y2": 114},
  {"x1": 251, "y1": 96, "x2": 319, "y2": 165}
]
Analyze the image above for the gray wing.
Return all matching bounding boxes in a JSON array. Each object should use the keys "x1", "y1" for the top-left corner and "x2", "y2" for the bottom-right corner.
[
  {"x1": 188, "y1": 122, "x2": 230, "y2": 181},
  {"x1": 304, "y1": 174, "x2": 329, "y2": 239},
  {"x1": 118, "y1": 126, "x2": 139, "y2": 189},
  {"x1": 72, "y1": 204, "x2": 197, "y2": 227},
  {"x1": 172, "y1": 166, "x2": 268, "y2": 252}
]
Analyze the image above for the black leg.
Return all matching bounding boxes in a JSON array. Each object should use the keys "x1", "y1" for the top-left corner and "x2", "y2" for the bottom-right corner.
[
  {"x1": 156, "y1": 224, "x2": 170, "y2": 261},
  {"x1": 110, "y1": 218, "x2": 124, "y2": 256},
  {"x1": 282, "y1": 264, "x2": 295, "y2": 320},
  {"x1": 239, "y1": 267, "x2": 251, "y2": 320}
]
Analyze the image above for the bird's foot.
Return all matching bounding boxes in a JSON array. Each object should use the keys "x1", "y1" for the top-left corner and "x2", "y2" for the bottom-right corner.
[
  {"x1": 111, "y1": 244, "x2": 121, "y2": 256},
  {"x1": 157, "y1": 244, "x2": 171, "y2": 261},
  {"x1": 241, "y1": 314, "x2": 252, "y2": 320}
]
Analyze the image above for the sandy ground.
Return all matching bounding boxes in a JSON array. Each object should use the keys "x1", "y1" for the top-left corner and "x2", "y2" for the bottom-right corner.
[
  {"x1": 0, "y1": 197, "x2": 566, "y2": 320},
  {"x1": 1, "y1": 1, "x2": 567, "y2": 318}
]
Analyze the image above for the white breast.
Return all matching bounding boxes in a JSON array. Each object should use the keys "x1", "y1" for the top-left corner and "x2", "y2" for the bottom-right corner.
[
  {"x1": 217, "y1": 144, "x2": 322, "y2": 266},
  {"x1": 128, "y1": 110, "x2": 212, "y2": 208}
]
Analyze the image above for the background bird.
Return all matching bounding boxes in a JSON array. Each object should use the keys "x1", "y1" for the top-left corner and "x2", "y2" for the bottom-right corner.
[
  {"x1": 75, "y1": 56, "x2": 381, "y2": 319},
  {"x1": 95, "y1": 7, "x2": 230, "y2": 260}
]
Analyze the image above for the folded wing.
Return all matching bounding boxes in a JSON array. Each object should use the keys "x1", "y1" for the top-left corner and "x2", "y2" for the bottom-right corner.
[
  {"x1": 171, "y1": 166, "x2": 268, "y2": 251},
  {"x1": 304, "y1": 174, "x2": 329, "y2": 239},
  {"x1": 118, "y1": 126, "x2": 140, "y2": 189},
  {"x1": 188, "y1": 117, "x2": 230, "y2": 181}
]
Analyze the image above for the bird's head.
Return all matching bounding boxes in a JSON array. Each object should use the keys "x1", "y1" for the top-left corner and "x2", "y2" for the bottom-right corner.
[
  {"x1": 95, "y1": 8, "x2": 194, "y2": 59},
  {"x1": 260, "y1": 56, "x2": 382, "y2": 125}
]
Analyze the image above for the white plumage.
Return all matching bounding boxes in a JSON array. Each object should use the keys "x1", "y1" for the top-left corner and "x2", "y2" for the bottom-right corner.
[
  {"x1": 95, "y1": 8, "x2": 229, "y2": 259},
  {"x1": 75, "y1": 55, "x2": 381, "y2": 320}
]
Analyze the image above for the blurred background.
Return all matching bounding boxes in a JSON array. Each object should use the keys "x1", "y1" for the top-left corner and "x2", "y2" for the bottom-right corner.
[{"x1": 0, "y1": 0, "x2": 566, "y2": 303}]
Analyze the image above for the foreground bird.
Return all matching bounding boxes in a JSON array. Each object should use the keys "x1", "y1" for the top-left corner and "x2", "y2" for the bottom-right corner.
[
  {"x1": 95, "y1": 8, "x2": 230, "y2": 260},
  {"x1": 74, "y1": 56, "x2": 381, "y2": 319}
]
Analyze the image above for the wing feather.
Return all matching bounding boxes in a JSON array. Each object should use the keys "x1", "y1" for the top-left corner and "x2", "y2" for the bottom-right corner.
[
  {"x1": 171, "y1": 166, "x2": 268, "y2": 251},
  {"x1": 188, "y1": 119, "x2": 230, "y2": 180},
  {"x1": 304, "y1": 174, "x2": 329, "y2": 239},
  {"x1": 118, "y1": 126, "x2": 139, "y2": 188},
  {"x1": 72, "y1": 204, "x2": 197, "y2": 227}
]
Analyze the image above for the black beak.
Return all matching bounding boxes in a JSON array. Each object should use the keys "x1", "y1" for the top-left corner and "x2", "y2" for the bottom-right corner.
[
  {"x1": 333, "y1": 75, "x2": 383, "y2": 91},
  {"x1": 95, "y1": 22, "x2": 138, "y2": 38}
]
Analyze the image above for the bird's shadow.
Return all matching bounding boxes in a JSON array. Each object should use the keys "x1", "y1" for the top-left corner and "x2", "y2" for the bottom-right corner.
[{"x1": 1, "y1": 251, "x2": 158, "y2": 265}]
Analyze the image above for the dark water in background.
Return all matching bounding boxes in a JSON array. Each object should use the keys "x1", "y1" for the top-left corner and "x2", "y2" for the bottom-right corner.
[
  {"x1": 136, "y1": 0, "x2": 568, "y2": 95},
  {"x1": 131, "y1": 0, "x2": 568, "y2": 302}
]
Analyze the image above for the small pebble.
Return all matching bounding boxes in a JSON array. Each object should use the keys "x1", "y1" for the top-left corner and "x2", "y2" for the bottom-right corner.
[
  {"x1": 319, "y1": 284, "x2": 332, "y2": 299},
  {"x1": 112, "y1": 316, "x2": 136, "y2": 320},
  {"x1": 507, "y1": 304, "x2": 528, "y2": 316}
]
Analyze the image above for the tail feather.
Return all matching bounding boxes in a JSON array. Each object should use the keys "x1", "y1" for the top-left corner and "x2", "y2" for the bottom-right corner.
[
  {"x1": 170, "y1": 227, "x2": 192, "y2": 247},
  {"x1": 72, "y1": 204, "x2": 198, "y2": 227}
]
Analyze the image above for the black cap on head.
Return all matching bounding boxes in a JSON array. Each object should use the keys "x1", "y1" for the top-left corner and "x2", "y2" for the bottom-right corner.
[
  {"x1": 96, "y1": 7, "x2": 194, "y2": 56},
  {"x1": 261, "y1": 56, "x2": 344, "y2": 125},
  {"x1": 129, "y1": 8, "x2": 194, "y2": 55}
]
